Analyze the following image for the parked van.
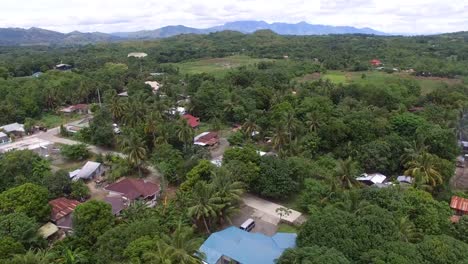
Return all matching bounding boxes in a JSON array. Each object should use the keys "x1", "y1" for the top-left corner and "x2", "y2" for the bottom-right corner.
[{"x1": 239, "y1": 218, "x2": 255, "y2": 232}]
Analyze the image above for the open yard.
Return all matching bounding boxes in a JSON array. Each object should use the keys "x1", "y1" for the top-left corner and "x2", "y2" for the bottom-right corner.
[
  {"x1": 168, "y1": 55, "x2": 272, "y2": 77},
  {"x1": 298, "y1": 70, "x2": 463, "y2": 94}
]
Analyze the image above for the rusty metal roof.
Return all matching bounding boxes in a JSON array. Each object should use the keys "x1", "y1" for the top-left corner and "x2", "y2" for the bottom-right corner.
[{"x1": 450, "y1": 196, "x2": 468, "y2": 212}]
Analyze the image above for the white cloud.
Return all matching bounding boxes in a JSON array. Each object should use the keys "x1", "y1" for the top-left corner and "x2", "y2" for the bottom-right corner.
[{"x1": 0, "y1": 0, "x2": 466, "y2": 34}]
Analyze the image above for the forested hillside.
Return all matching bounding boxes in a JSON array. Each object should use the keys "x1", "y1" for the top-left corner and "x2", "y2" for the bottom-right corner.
[{"x1": 0, "y1": 31, "x2": 467, "y2": 263}]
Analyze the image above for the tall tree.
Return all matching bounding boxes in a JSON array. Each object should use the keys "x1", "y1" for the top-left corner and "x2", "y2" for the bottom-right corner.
[
  {"x1": 335, "y1": 157, "x2": 359, "y2": 189},
  {"x1": 177, "y1": 118, "x2": 194, "y2": 152},
  {"x1": 404, "y1": 152, "x2": 443, "y2": 187},
  {"x1": 187, "y1": 182, "x2": 222, "y2": 234},
  {"x1": 119, "y1": 131, "x2": 147, "y2": 177}
]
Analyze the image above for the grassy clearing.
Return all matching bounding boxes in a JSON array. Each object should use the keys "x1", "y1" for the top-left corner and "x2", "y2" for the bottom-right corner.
[
  {"x1": 37, "y1": 113, "x2": 80, "y2": 128},
  {"x1": 277, "y1": 223, "x2": 298, "y2": 233},
  {"x1": 298, "y1": 70, "x2": 461, "y2": 95},
  {"x1": 169, "y1": 55, "x2": 272, "y2": 78}
]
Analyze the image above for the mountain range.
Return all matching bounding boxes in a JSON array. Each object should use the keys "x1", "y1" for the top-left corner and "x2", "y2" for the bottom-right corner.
[{"x1": 0, "y1": 20, "x2": 388, "y2": 46}]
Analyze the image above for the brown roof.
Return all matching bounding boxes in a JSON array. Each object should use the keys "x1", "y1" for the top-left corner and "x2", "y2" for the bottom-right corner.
[
  {"x1": 104, "y1": 195, "x2": 127, "y2": 215},
  {"x1": 450, "y1": 196, "x2": 468, "y2": 212},
  {"x1": 105, "y1": 178, "x2": 160, "y2": 201},
  {"x1": 195, "y1": 132, "x2": 219, "y2": 145},
  {"x1": 49, "y1": 197, "x2": 81, "y2": 221},
  {"x1": 451, "y1": 215, "x2": 461, "y2": 223}
]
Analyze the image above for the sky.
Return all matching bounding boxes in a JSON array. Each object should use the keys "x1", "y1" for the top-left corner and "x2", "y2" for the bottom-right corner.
[{"x1": 0, "y1": 0, "x2": 467, "y2": 34}]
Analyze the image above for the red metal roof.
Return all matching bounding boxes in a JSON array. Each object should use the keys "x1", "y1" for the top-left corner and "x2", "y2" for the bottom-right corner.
[
  {"x1": 183, "y1": 114, "x2": 200, "y2": 128},
  {"x1": 450, "y1": 196, "x2": 468, "y2": 212},
  {"x1": 49, "y1": 197, "x2": 81, "y2": 221},
  {"x1": 105, "y1": 178, "x2": 160, "y2": 201},
  {"x1": 370, "y1": 59, "x2": 382, "y2": 66}
]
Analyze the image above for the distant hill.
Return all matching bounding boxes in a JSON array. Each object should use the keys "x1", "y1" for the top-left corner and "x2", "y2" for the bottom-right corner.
[
  {"x1": 111, "y1": 21, "x2": 387, "y2": 40},
  {"x1": 0, "y1": 27, "x2": 120, "y2": 46},
  {"x1": 0, "y1": 20, "x2": 389, "y2": 46}
]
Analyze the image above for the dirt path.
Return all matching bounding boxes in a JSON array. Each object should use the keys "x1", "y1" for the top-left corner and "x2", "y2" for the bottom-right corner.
[{"x1": 210, "y1": 137, "x2": 229, "y2": 159}]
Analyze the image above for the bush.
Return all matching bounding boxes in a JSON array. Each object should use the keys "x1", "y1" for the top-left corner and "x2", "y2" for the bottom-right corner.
[{"x1": 60, "y1": 144, "x2": 90, "y2": 161}]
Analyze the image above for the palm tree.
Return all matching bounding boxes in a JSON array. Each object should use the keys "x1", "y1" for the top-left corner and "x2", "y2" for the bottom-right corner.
[
  {"x1": 160, "y1": 223, "x2": 205, "y2": 264},
  {"x1": 144, "y1": 112, "x2": 160, "y2": 142},
  {"x1": 10, "y1": 249, "x2": 51, "y2": 264},
  {"x1": 242, "y1": 117, "x2": 259, "y2": 139},
  {"x1": 272, "y1": 125, "x2": 289, "y2": 155},
  {"x1": 335, "y1": 157, "x2": 359, "y2": 189},
  {"x1": 285, "y1": 110, "x2": 300, "y2": 142},
  {"x1": 404, "y1": 152, "x2": 443, "y2": 187},
  {"x1": 142, "y1": 242, "x2": 177, "y2": 264},
  {"x1": 108, "y1": 96, "x2": 126, "y2": 121},
  {"x1": 401, "y1": 135, "x2": 428, "y2": 165},
  {"x1": 211, "y1": 169, "x2": 244, "y2": 224},
  {"x1": 334, "y1": 191, "x2": 370, "y2": 214},
  {"x1": 396, "y1": 216, "x2": 422, "y2": 243},
  {"x1": 54, "y1": 248, "x2": 87, "y2": 264},
  {"x1": 177, "y1": 118, "x2": 194, "y2": 152},
  {"x1": 119, "y1": 132, "x2": 147, "y2": 177},
  {"x1": 305, "y1": 112, "x2": 323, "y2": 132},
  {"x1": 187, "y1": 182, "x2": 223, "y2": 234}
]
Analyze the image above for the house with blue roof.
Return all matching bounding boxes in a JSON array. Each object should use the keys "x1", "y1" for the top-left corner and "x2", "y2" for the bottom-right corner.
[{"x1": 199, "y1": 226, "x2": 297, "y2": 264}]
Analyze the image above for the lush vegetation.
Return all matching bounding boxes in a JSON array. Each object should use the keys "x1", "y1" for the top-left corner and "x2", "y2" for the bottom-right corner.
[{"x1": 0, "y1": 30, "x2": 467, "y2": 263}]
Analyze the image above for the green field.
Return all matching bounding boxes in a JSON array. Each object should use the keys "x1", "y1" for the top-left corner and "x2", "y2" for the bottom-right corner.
[
  {"x1": 299, "y1": 70, "x2": 462, "y2": 94},
  {"x1": 169, "y1": 55, "x2": 272, "y2": 77},
  {"x1": 37, "y1": 113, "x2": 81, "y2": 128}
]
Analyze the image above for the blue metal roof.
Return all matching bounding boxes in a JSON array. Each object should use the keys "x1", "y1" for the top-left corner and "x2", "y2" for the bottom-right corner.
[{"x1": 199, "y1": 227, "x2": 297, "y2": 264}]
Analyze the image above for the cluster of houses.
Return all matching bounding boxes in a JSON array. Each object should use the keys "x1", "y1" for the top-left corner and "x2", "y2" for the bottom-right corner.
[
  {"x1": 356, "y1": 172, "x2": 413, "y2": 188},
  {"x1": 40, "y1": 164, "x2": 160, "y2": 241}
]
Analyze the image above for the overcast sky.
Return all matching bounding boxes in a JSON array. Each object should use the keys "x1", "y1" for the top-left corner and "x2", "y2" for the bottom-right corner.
[{"x1": 1, "y1": 0, "x2": 467, "y2": 34}]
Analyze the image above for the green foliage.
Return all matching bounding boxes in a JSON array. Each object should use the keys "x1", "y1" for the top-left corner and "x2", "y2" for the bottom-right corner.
[
  {"x1": 69, "y1": 180, "x2": 90, "y2": 201},
  {"x1": 42, "y1": 170, "x2": 72, "y2": 198},
  {"x1": 0, "y1": 237, "x2": 24, "y2": 260},
  {"x1": 417, "y1": 235, "x2": 468, "y2": 264},
  {"x1": 252, "y1": 156, "x2": 298, "y2": 199},
  {"x1": 89, "y1": 108, "x2": 114, "y2": 147},
  {"x1": 0, "y1": 150, "x2": 51, "y2": 192},
  {"x1": 0, "y1": 183, "x2": 50, "y2": 221},
  {"x1": 278, "y1": 246, "x2": 350, "y2": 264},
  {"x1": 60, "y1": 144, "x2": 90, "y2": 161},
  {"x1": 151, "y1": 143, "x2": 184, "y2": 184},
  {"x1": 0, "y1": 213, "x2": 43, "y2": 248},
  {"x1": 73, "y1": 200, "x2": 114, "y2": 245},
  {"x1": 180, "y1": 160, "x2": 214, "y2": 192}
]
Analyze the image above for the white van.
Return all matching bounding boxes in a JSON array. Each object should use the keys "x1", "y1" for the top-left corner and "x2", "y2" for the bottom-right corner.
[{"x1": 239, "y1": 218, "x2": 255, "y2": 232}]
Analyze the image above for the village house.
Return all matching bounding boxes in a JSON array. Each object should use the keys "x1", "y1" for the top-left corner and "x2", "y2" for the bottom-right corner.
[
  {"x1": 450, "y1": 196, "x2": 468, "y2": 223},
  {"x1": 194, "y1": 131, "x2": 219, "y2": 147},
  {"x1": 182, "y1": 114, "x2": 200, "y2": 128},
  {"x1": 396, "y1": 175, "x2": 413, "y2": 184},
  {"x1": 0, "y1": 137, "x2": 53, "y2": 156},
  {"x1": 49, "y1": 197, "x2": 81, "y2": 232},
  {"x1": 104, "y1": 195, "x2": 127, "y2": 216},
  {"x1": 145, "y1": 81, "x2": 161, "y2": 93},
  {"x1": 69, "y1": 161, "x2": 104, "y2": 181},
  {"x1": 199, "y1": 226, "x2": 296, "y2": 264},
  {"x1": 55, "y1": 63, "x2": 72, "y2": 71},
  {"x1": 60, "y1": 104, "x2": 89, "y2": 115},
  {"x1": 370, "y1": 59, "x2": 382, "y2": 66},
  {"x1": 38, "y1": 222, "x2": 60, "y2": 241},
  {"x1": 105, "y1": 178, "x2": 160, "y2": 206},
  {"x1": 0, "y1": 122, "x2": 25, "y2": 137},
  {"x1": 357, "y1": 173, "x2": 387, "y2": 186},
  {"x1": 128, "y1": 52, "x2": 148, "y2": 58},
  {"x1": 0, "y1": 132, "x2": 10, "y2": 144}
]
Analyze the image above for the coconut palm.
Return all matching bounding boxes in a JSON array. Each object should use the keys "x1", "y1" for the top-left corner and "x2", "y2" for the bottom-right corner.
[
  {"x1": 401, "y1": 135, "x2": 428, "y2": 165},
  {"x1": 211, "y1": 169, "x2": 244, "y2": 224},
  {"x1": 177, "y1": 118, "x2": 194, "y2": 152},
  {"x1": 272, "y1": 125, "x2": 289, "y2": 155},
  {"x1": 334, "y1": 191, "x2": 370, "y2": 214},
  {"x1": 160, "y1": 223, "x2": 205, "y2": 264},
  {"x1": 335, "y1": 157, "x2": 359, "y2": 189},
  {"x1": 142, "y1": 242, "x2": 177, "y2": 264},
  {"x1": 108, "y1": 96, "x2": 126, "y2": 121},
  {"x1": 119, "y1": 131, "x2": 147, "y2": 177},
  {"x1": 187, "y1": 182, "x2": 223, "y2": 234},
  {"x1": 242, "y1": 117, "x2": 259, "y2": 139},
  {"x1": 305, "y1": 112, "x2": 323, "y2": 132},
  {"x1": 285, "y1": 110, "x2": 300, "y2": 142},
  {"x1": 404, "y1": 152, "x2": 443, "y2": 187},
  {"x1": 144, "y1": 112, "x2": 160, "y2": 142},
  {"x1": 396, "y1": 216, "x2": 423, "y2": 243}
]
